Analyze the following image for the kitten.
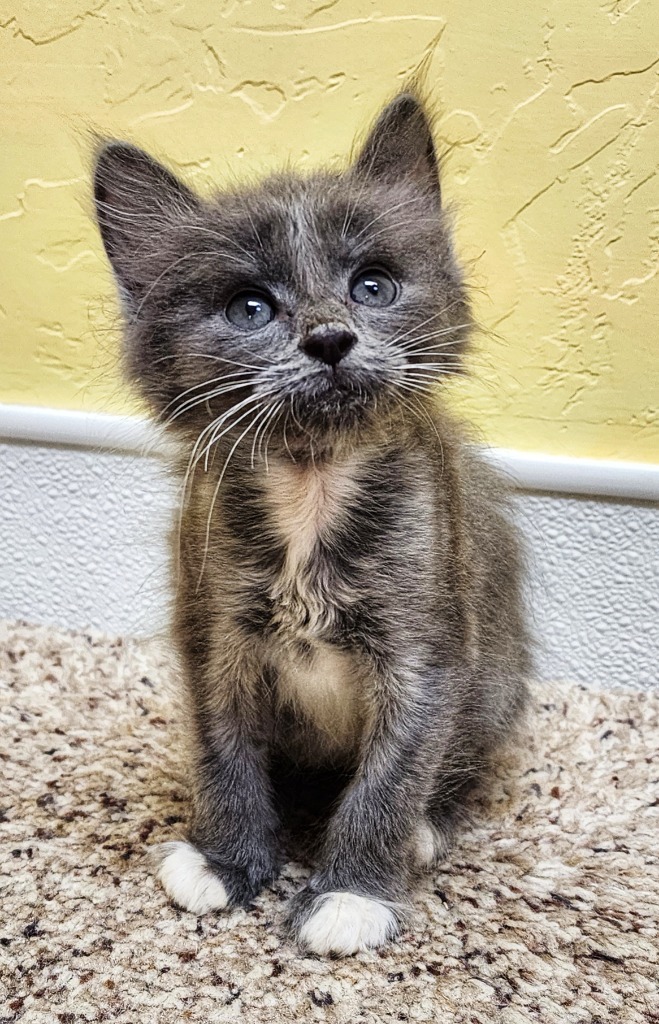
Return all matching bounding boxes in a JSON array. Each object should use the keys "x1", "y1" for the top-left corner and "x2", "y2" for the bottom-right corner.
[{"x1": 93, "y1": 91, "x2": 530, "y2": 956}]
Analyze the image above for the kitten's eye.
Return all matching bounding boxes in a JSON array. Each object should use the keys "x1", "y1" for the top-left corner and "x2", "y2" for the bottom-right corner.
[
  {"x1": 225, "y1": 291, "x2": 275, "y2": 330},
  {"x1": 350, "y1": 268, "x2": 398, "y2": 307}
]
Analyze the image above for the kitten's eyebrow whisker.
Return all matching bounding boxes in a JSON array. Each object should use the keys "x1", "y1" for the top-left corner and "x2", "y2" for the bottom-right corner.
[
  {"x1": 161, "y1": 223, "x2": 255, "y2": 261},
  {"x1": 341, "y1": 174, "x2": 371, "y2": 239},
  {"x1": 133, "y1": 251, "x2": 234, "y2": 321},
  {"x1": 126, "y1": 242, "x2": 244, "y2": 265},
  {"x1": 238, "y1": 198, "x2": 267, "y2": 257},
  {"x1": 351, "y1": 196, "x2": 424, "y2": 242},
  {"x1": 342, "y1": 120, "x2": 402, "y2": 238},
  {"x1": 352, "y1": 218, "x2": 428, "y2": 249}
]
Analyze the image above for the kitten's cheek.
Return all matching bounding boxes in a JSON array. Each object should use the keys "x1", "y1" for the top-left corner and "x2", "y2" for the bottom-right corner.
[{"x1": 153, "y1": 841, "x2": 229, "y2": 914}]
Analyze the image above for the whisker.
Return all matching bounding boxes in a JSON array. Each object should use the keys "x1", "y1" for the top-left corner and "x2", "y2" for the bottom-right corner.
[
  {"x1": 151, "y1": 352, "x2": 271, "y2": 369},
  {"x1": 282, "y1": 407, "x2": 296, "y2": 464},
  {"x1": 200, "y1": 386, "x2": 282, "y2": 468},
  {"x1": 132, "y1": 251, "x2": 242, "y2": 320},
  {"x1": 251, "y1": 398, "x2": 284, "y2": 469},
  {"x1": 384, "y1": 301, "x2": 466, "y2": 348},
  {"x1": 161, "y1": 369, "x2": 254, "y2": 412},
  {"x1": 162, "y1": 223, "x2": 256, "y2": 261},
  {"x1": 197, "y1": 401, "x2": 272, "y2": 589},
  {"x1": 164, "y1": 378, "x2": 258, "y2": 425},
  {"x1": 351, "y1": 196, "x2": 424, "y2": 242},
  {"x1": 403, "y1": 369, "x2": 496, "y2": 393},
  {"x1": 261, "y1": 400, "x2": 286, "y2": 473},
  {"x1": 351, "y1": 218, "x2": 431, "y2": 248},
  {"x1": 394, "y1": 390, "x2": 446, "y2": 476},
  {"x1": 398, "y1": 362, "x2": 465, "y2": 374},
  {"x1": 394, "y1": 323, "x2": 472, "y2": 353}
]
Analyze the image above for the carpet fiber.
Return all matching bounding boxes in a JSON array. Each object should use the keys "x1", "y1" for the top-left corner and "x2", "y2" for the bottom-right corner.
[{"x1": 1, "y1": 621, "x2": 657, "y2": 1023}]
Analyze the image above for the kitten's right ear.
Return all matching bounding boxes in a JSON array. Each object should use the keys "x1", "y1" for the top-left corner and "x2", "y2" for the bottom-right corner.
[{"x1": 93, "y1": 141, "x2": 199, "y2": 305}]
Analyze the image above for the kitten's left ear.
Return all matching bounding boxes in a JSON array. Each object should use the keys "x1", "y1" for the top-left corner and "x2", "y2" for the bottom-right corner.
[{"x1": 353, "y1": 92, "x2": 440, "y2": 203}]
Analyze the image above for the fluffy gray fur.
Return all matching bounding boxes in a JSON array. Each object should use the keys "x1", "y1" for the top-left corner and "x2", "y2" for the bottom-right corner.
[{"x1": 93, "y1": 91, "x2": 531, "y2": 956}]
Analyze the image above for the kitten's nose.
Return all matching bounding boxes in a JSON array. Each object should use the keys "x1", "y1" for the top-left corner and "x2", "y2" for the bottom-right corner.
[{"x1": 299, "y1": 326, "x2": 356, "y2": 367}]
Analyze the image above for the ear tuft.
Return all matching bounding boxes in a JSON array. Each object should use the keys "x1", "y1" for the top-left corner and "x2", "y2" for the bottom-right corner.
[{"x1": 353, "y1": 92, "x2": 440, "y2": 202}]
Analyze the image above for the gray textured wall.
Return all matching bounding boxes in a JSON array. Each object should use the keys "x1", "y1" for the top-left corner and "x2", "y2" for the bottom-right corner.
[{"x1": 1, "y1": 441, "x2": 657, "y2": 689}]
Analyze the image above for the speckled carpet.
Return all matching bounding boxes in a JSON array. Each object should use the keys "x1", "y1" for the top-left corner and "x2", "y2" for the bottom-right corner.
[{"x1": 1, "y1": 621, "x2": 658, "y2": 1023}]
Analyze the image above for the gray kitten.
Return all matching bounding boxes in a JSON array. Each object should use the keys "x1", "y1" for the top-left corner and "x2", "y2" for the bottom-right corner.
[{"x1": 93, "y1": 91, "x2": 530, "y2": 956}]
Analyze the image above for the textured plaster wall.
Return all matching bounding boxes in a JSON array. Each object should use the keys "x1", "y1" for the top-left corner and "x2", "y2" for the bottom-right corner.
[
  {"x1": 1, "y1": 442, "x2": 657, "y2": 688},
  {"x1": 1, "y1": 1, "x2": 658, "y2": 461}
]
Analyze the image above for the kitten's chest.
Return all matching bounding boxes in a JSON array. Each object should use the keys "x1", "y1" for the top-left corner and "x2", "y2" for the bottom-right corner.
[
  {"x1": 264, "y1": 455, "x2": 362, "y2": 644},
  {"x1": 262, "y1": 455, "x2": 365, "y2": 753}
]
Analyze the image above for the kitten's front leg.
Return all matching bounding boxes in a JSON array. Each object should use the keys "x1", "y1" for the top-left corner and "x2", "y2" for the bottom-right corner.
[
  {"x1": 286, "y1": 667, "x2": 444, "y2": 955},
  {"x1": 155, "y1": 662, "x2": 280, "y2": 913}
]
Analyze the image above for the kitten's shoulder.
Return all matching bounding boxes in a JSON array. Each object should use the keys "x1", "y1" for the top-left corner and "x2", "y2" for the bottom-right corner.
[{"x1": 403, "y1": 403, "x2": 515, "y2": 508}]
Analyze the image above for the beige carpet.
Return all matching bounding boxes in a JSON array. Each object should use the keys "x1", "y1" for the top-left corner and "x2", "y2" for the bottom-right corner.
[{"x1": 1, "y1": 621, "x2": 657, "y2": 1023}]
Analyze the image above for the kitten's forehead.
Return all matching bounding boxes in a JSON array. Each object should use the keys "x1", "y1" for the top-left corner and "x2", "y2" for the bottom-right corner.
[{"x1": 216, "y1": 172, "x2": 422, "y2": 291}]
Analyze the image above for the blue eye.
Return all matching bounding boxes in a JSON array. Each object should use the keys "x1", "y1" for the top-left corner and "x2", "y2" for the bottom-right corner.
[
  {"x1": 350, "y1": 268, "x2": 398, "y2": 307},
  {"x1": 226, "y1": 292, "x2": 275, "y2": 330}
]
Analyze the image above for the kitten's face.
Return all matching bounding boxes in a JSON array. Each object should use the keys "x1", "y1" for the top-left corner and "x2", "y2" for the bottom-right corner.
[{"x1": 94, "y1": 94, "x2": 470, "y2": 450}]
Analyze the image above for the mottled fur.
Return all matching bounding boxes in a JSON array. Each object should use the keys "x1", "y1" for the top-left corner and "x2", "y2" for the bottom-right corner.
[{"x1": 93, "y1": 91, "x2": 531, "y2": 955}]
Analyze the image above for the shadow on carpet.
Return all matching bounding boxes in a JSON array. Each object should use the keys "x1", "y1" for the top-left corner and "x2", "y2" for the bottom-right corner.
[{"x1": 1, "y1": 621, "x2": 657, "y2": 1023}]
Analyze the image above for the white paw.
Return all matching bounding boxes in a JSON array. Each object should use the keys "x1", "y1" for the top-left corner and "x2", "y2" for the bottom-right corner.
[
  {"x1": 154, "y1": 841, "x2": 228, "y2": 914},
  {"x1": 298, "y1": 892, "x2": 398, "y2": 956},
  {"x1": 413, "y1": 821, "x2": 450, "y2": 869}
]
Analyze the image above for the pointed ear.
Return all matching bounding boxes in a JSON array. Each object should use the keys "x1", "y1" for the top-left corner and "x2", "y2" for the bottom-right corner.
[
  {"x1": 93, "y1": 141, "x2": 199, "y2": 305},
  {"x1": 353, "y1": 93, "x2": 440, "y2": 202}
]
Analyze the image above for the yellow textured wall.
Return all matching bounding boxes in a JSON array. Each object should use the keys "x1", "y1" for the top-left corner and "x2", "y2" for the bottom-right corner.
[{"x1": 1, "y1": 1, "x2": 658, "y2": 461}]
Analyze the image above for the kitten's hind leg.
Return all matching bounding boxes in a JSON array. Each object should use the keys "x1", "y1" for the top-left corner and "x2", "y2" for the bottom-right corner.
[
  {"x1": 413, "y1": 779, "x2": 477, "y2": 871},
  {"x1": 412, "y1": 818, "x2": 453, "y2": 871}
]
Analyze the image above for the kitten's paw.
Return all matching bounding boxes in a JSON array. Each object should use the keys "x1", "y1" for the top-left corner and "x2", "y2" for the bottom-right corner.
[
  {"x1": 293, "y1": 891, "x2": 400, "y2": 957},
  {"x1": 413, "y1": 820, "x2": 451, "y2": 869},
  {"x1": 154, "y1": 841, "x2": 229, "y2": 914}
]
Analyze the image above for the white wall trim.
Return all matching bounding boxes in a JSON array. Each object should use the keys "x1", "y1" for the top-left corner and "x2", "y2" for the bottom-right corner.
[{"x1": 1, "y1": 402, "x2": 658, "y2": 501}]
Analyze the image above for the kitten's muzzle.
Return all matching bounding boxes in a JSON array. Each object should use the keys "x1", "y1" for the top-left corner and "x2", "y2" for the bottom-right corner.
[{"x1": 299, "y1": 325, "x2": 356, "y2": 368}]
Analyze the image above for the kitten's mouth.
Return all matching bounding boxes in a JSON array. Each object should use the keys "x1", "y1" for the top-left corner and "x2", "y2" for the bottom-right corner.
[
  {"x1": 285, "y1": 364, "x2": 382, "y2": 435},
  {"x1": 303, "y1": 364, "x2": 368, "y2": 398}
]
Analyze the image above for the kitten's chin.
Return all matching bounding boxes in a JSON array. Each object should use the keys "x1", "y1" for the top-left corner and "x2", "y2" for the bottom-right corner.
[{"x1": 289, "y1": 371, "x2": 378, "y2": 438}]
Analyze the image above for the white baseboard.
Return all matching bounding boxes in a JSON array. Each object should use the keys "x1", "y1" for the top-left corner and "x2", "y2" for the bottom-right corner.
[
  {"x1": 1, "y1": 402, "x2": 658, "y2": 500},
  {"x1": 1, "y1": 431, "x2": 658, "y2": 689}
]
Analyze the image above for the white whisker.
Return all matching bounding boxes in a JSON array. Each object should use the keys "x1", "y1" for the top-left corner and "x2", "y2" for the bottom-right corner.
[{"x1": 197, "y1": 402, "x2": 272, "y2": 590}]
